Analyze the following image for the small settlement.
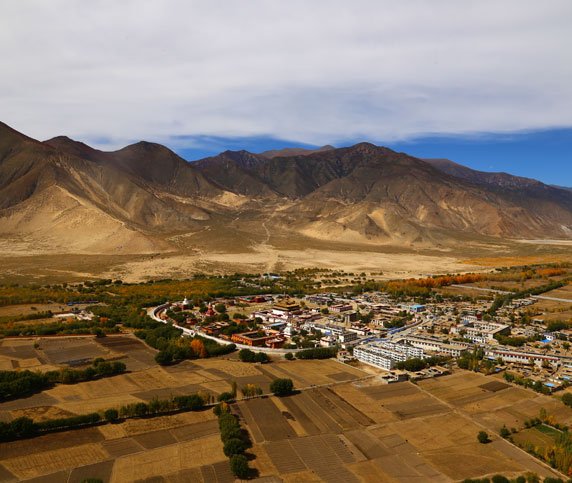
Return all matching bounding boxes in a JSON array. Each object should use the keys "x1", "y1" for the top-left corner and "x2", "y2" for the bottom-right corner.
[{"x1": 152, "y1": 287, "x2": 572, "y2": 389}]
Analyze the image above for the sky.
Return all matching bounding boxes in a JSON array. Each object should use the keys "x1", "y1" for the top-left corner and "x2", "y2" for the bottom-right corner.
[{"x1": 1, "y1": 1, "x2": 571, "y2": 185}]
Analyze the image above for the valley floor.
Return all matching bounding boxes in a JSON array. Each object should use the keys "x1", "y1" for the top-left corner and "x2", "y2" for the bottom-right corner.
[
  {"x1": 0, "y1": 235, "x2": 570, "y2": 284},
  {"x1": 0, "y1": 335, "x2": 567, "y2": 482}
]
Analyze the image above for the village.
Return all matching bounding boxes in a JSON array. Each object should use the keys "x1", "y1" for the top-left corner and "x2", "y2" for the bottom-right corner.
[{"x1": 150, "y1": 284, "x2": 572, "y2": 392}]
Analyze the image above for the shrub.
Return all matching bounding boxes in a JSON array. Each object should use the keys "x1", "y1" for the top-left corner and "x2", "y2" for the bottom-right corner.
[{"x1": 284, "y1": 352, "x2": 294, "y2": 360}]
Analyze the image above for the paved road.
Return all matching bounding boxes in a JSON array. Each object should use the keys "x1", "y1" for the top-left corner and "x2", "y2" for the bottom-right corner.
[
  {"x1": 147, "y1": 304, "x2": 304, "y2": 354},
  {"x1": 450, "y1": 284, "x2": 511, "y2": 295},
  {"x1": 534, "y1": 294, "x2": 572, "y2": 303}
]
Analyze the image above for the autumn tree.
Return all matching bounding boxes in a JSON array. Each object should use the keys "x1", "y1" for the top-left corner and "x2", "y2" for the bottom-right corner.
[{"x1": 190, "y1": 339, "x2": 208, "y2": 358}]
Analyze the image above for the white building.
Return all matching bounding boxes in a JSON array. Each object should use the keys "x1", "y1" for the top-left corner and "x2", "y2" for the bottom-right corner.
[
  {"x1": 485, "y1": 348, "x2": 559, "y2": 368},
  {"x1": 400, "y1": 336, "x2": 467, "y2": 357},
  {"x1": 354, "y1": 345, "x2": 395, "y2": 370},
  {"x1": 458, "y1": 321, "x2": 510, "y2": 344},
  {"x1": 354, "y1": 340, "x2": 425, "y2": 370}
]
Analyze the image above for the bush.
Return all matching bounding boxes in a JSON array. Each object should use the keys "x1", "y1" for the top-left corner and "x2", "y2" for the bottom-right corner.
[
  {"x1": 229, "y1": 454, "x2": 249, "y2": 479},
  {"x1": 477, "y1": 431, "x2": 490, "y2": 444},
  {"x1": 284, "y1": 352, "x2": 294, "y2": 360},
  {"x1": 561, "y1": 392, "x2": 572, "y2": 407},
  {"x1": 491, "y1": 476, "x2": 509, "y2": 483},
  {"x1": 270, "y1": 378, "x2": 294, "y2": 396}
]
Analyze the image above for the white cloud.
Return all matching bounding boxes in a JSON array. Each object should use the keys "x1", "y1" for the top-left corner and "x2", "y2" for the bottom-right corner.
[{"x1": 1, "y1": 0, "x2": 571, "y2": 149}]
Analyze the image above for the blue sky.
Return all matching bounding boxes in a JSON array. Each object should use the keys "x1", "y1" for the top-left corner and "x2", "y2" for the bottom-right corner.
[
  {"x1": 176, "y1": 128, "x2": 572, "y2": 187},
  {"x1": 2, "y1": 1, "x2": 571, "y2": 186}
]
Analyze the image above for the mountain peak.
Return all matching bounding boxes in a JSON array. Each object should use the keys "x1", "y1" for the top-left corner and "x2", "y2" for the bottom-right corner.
[
  {"x1": 260, "y1": 145, "x2": 335, "y2": 159},
  {"x1": 0, "y1": 121, "x2": 42, "y2": 150},
  {"x1": 349, "y1": 142, "x2": 393, "y2": 155}
]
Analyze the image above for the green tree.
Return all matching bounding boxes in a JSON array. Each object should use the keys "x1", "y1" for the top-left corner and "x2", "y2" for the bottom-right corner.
[
  {"x1": 214, "y1": 303, "x2": 226, "y2": 313},
  {"x1": 104, "y1": 408, "x2": 119, "y2": 423},
  {"x1": 477, "y1": 431, "x2": 490, "y2": 444},
  {"x1": 270, "y1": 378, "x2": 294, "y2": 396},
  {"x1": 218, "y1": 392, "x2": 234, "y2": 403},
  {"x1": 499, "y1": 425, "x2": 510, "y2": 439},
  {"x1": 223, "y1": 437, "x2": 247, "y2": 457},
  {"x1": 561, "y1": 392, "x2": 572, "y2": 407},
  {"x1": 229, "y1": 454, "x2": 249, "y2": 479},
  {"x1": 238, "y1": 349, "x2": 256, "y2": 362},
  {"x1": 154, "y1": 350, "x2": 173, "y2": 365}
]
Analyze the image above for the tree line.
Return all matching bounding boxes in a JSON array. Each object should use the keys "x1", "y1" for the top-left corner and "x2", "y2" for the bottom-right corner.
[
  {"x1": 133, "y1": 321, "x2": 236, "y2": 365},
  {"x1": 0, "y1": 359, "x2": 126, "y2": 401},
  {"x1": 0, "y1": 390, "x2": 208, "y2": 443},
  {"x1": 214, "y1": 403, "x2": 252, "y2": 479}
]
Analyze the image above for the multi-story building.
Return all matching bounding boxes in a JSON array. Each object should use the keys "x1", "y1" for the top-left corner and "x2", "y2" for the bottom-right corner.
[
  {"x1": 460, "y1": 321, "x2": 510, "y2": 344},
  {"x1": 330, "y1": 303, "x2": 353, "y2": 313},
  {"x1": 400, "y1": 336, "x2": 468, "y2": 357},
  {"x1": 354, "y1": 340, "x2": 425, "y2": 370},
  {"x1": 354, "y1": 345, "x2": 395, "y2": 370},
  {"x1": 485, "y1": 348, "x2": 559, "y2": 368}
]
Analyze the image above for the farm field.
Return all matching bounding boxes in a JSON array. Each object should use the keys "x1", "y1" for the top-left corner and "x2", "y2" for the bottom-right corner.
[
  {"x1": 0, "y1": 334, "x2": 568, "y2": 482},
  {"x1": 418, "y1": 372, "x2": 572, "y2": 431},
  {"x1": 511, "y1": 425, "x2": 562, "y2": 455},
  {"x1": 241, "y1": 376, "x2": 564, "y2": 482},
  {"x1": 0, "y1": 411, "x2": 228, "y2": 482},
  {"x1": 543, "y1": 284, "x2": 572, "y2": 300},
  {"x1": 0, "y1": 304, "x2": 73, "y2": 317},
  {"x1": 533, "y1": 300, "x2": 572, "y2": 322}
]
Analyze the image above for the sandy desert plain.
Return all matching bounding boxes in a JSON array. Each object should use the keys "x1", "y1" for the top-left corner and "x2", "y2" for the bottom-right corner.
[
  {"x1": 0, "y1": 330, "x2": 571, "y2": 483},
  {"x1": 1, "y1": 229, "x2": 571, "y2": 285}
]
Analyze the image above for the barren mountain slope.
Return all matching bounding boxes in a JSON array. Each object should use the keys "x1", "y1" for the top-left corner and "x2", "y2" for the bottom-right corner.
[
  {"x1": 0, "y1": 125, "x2": 235, "y2": 253},
  {"x1": 1, "y1": 121, "x2": 571, "y2": 257},
  {"x1": 196, "y1": 143, "x2": 572, "y2": 244}
]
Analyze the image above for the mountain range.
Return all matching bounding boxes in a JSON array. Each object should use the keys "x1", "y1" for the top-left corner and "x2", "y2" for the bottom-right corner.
[{"x1": 1, "y1": 121, "x2": 571, "y2": 255}]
